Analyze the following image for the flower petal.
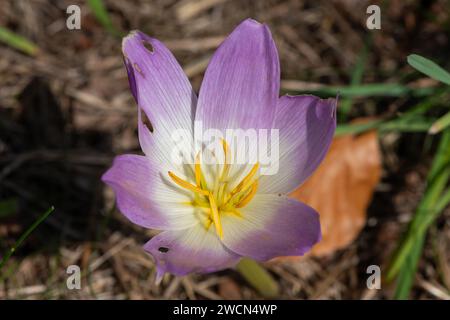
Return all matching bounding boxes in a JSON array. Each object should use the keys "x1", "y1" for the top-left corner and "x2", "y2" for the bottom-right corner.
[
  {"x1": 258, "y1": 95, "x2": 336, "y2": 194},
  {"x1": 144, "y1": 224, "x2": 241, "y2": 277},
  {"x1": 137, "y1": 103, "x2": 196, "y2": 169},
  {"x1": 123, "y1": 31, "x2": 197, "y2": 146},
  {"x1": 195, "y1": 19, "x2": 280, "y2": 131},
  {"x1": 102, "y1": 154, "x2": 199, "y2": 230},
  {"x1": 221, "y1": 194, "x2": 321, "y2": 261}
]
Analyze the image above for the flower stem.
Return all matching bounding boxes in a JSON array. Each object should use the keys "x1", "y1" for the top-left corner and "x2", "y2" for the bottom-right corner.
[{"x1": 236, "y1": 258, "x2": 279, "y2": 298}]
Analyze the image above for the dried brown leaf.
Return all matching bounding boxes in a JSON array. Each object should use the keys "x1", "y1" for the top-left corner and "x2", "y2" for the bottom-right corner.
[{"x1": 290, "y1": 130, "x2": 381, "y2": 256}]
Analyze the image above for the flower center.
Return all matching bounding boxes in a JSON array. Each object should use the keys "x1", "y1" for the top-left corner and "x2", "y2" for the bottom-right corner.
[{"x1": 167, "y1": 139, "x2": 259, "y2": 239}]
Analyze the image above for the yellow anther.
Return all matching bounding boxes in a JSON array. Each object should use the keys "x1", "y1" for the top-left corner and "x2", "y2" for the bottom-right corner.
[
  {"x1": 235, "y1": 180, "x2": 258, "y2": 208},
  {"x1": 170, "y1": 144, "x2": 260, "y2": 238},
  {"x1": 168, "y1": 171, "x2": 209, "y2": 196},
  {"x1": 230, "y1": 162, "x2": 259, "y2": 196},
  {"x1": 208, "y1": 192, "x2": 223, "y2": 239}
]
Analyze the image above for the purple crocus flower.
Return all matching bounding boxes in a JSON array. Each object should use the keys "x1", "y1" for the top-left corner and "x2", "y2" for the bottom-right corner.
[{"x1": 102, "y1": 19, "x2": 336, "y2": 279}]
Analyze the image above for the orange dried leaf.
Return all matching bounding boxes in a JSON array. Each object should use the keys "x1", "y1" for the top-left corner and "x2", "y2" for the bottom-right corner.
[{"x1": 290, "y1": 130, "x2": 381, "y2": 257}]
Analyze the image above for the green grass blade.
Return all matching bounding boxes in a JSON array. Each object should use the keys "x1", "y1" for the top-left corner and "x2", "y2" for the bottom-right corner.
[
  {"x1": 400, "y1": 89, "x2": 450, "y2": 118},
  {"x1": 291, "y1": 83, "x2": 436, "y2": 98},
  {"x1": 0, "y1": 26, "x2": 39, "y2": 56},
  {"x1": 428, "y1": 129, "x2": 450, "y2": 181},
  {"x1": 0, "y1": 206, "x2": 55, "y2": 272},
  {"x1": 419, "y1": 188, "x2": 450, "y2": 230},
  {"x1": 408, "y1": 54, "x2": 450, "y2": 85},
  {"x1": 394, "y1": 235, "x2": 425, "y2": 299},
  {"x1": 339, "y1": 39, "x2": 370, "y2": 121},
  {"x1": 391, "y1": 192, "x2": 449, "y2": 298},
  {"x1": 429, "y1": 110, "x2": 450, "y2": 134},
  {"x1": 387, "y1": 131, "x2": 450, "y2": 280},
  {"x1": 335, "y1": 120, "x2": 382, "y2": 136},
  {"x1": 387, "y1": 130, "x2": 450, "y2": 296},
  {"x1": 335, "y1": 92, "x2": 449, "y2": 136},
  {"x1": 379, "y1": 118, "x2": 434, "y2": 133},
  {"x1": 87, "y1": 0, "x2": 122, "y2": 37},
  {"x1": 335, "y1": 117, "x2": 435, "y2": 136}
]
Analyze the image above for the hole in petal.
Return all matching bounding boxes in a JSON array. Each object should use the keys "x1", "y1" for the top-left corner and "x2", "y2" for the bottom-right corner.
[
  {"x1": 142, "y1": 40, "x2": 154, "y2": 53},
  {"x1": 158, "y1": 247, "x2": 169, "y2": 253},
  {"x1": 133, "y1": 63, "x2": 144, "y2": 77},
  {"x1": 140, "y1": 108, "x2": 154, "y2": 133}
]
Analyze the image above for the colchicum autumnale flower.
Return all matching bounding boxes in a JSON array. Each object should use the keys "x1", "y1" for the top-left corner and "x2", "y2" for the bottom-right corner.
[{"x1": 102, "y1": 19, "x2": 337, "y2": 280}]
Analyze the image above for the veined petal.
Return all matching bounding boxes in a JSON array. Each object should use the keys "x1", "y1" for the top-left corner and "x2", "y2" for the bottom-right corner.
[
  {"x1": 123, "y1": 31, "x2": 197, "y2": 151},
  {"x1": 102, "y1": 155, "x2": 199, "y2": 230},
  {"x1": 137, "y1": 103, "x2": 196, "y2": 170},
  {"x1": 195, "y1": 18, "x2": 280, "y2": 131},
  {"x1": 221, "y1": 194, "x2": 321, "y2": 261},
  {"x1": 144, "y1": 224, "x2": 241, "y2": 277},
  {"x1": 258, "y1": 95, "x2": 336, "y2": 194}
]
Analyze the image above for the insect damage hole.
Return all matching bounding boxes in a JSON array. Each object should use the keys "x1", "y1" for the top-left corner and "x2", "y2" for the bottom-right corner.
[
  {"x1": 140, "y1": 108, "x2": 154, "y2": 132},
  {"x1": 158, "y1": 247, "x2": 169, "y2": 253},
  {"x1": 142, "y1": 40, "x2": 154, "y2": 53}
]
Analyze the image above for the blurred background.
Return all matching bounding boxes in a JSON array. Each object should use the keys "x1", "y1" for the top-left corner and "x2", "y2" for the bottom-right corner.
[{"x1": 0, "y1": 0, "x2": 449, "y2": 299}]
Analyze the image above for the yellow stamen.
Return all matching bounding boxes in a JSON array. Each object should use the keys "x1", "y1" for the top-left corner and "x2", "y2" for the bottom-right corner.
[
  {"x1": 221, "y1": 209, "x2": 243, "y2": 218},
  {"x1": 185, "y1": 199, "x2": 209, "y2": 208},
  {"x1": 208, "y1": 192, "x2": 223, "y2": 239},
  {"x1": 169, "y1": 144, "x2": 260, "y2": 238},
  {"x1": 235, "y1": 180, "x2": 258, "y2": 208},
  {"x1": 218, "y1": 182, "x2": 227, "y2": 206},
  {"x1": 229, "y1": 162, "x2": 259, "y2": 196},
  {"x1": 196, "y1": 208, "x2": 213, "y2": 230},
  {"x1": 194, "y1": 152, "x2": 208, "y2": 189},
  {"x1": 220, "y1": 139, "x2": 231, "y2": 180},
  {"x1": 204, "y1": 217, "x2": 213, "y2": 230},
  {"x1": 194, "y1": 153, "x2": 202, "y2": 187},
  {"x1": 168, "y1": 171, "x2": 209, "y2": 196}
]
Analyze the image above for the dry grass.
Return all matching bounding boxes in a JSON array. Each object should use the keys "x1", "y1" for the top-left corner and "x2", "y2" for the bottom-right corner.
[{"x1": 0, "y1": 0, "x2": 449, "y2": 299}]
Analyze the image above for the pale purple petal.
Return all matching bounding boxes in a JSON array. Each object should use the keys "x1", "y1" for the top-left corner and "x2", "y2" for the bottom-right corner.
[
  {"x1": 195, "y1": 19, "x2": 280, "y2": 131},
  {"x1": 102, "y1": 155, "x2": 198, "y2": 230},
  {"x1": 258, "y1": 95, "x2": 336, "y2": 194},
  {"x1": 123, "y1": 31, "x2": 197, "y2": 145},
  {"x1": 136, "y1": 104, "x2": 195, "y2": 168},
  {"x1": 144, "y1": 224, "x2": 241, "y2": 277},
  {"x1": 221, "y1": 195, "x2": 321, "y2": 261}
]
